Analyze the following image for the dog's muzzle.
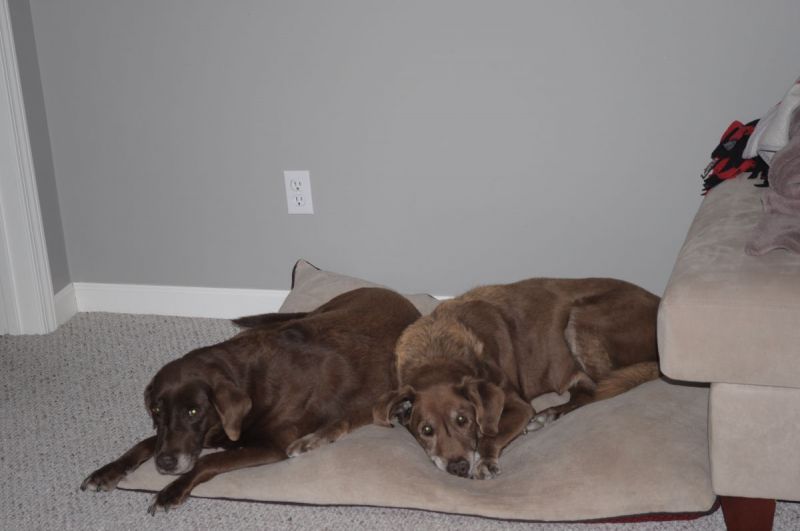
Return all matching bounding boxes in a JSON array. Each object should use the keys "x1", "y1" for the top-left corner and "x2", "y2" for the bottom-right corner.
[{"x1": 155, "y1": 453, "x2": 194, "y2": 475}]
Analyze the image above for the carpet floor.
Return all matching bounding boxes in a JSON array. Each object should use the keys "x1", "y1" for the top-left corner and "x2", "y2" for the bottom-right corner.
[{"x1": 1, "y1": 312, "x2": 798, "y2": 530}]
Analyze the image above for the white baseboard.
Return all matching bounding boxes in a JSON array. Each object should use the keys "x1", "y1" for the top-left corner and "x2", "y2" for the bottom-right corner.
[
  {"x1": 72, "y1": 282, "x2": 289, "y2": 320},
  {"x1": 52, "y1": 282, "x2": 450, "y2": 325},
  {"x1": 54, "y1": 283, "x2": 78, "y2": 325}
]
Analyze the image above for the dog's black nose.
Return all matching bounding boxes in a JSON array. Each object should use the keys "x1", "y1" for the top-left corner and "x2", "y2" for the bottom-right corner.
[
  {"x1": 156, "y1": 454, "x2": 177, "y2": 471},
  {"x1": 446, "y1": 458, "x2": 470, "y2": 478}
]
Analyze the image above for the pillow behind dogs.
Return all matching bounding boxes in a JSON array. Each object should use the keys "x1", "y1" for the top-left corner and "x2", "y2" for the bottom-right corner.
[
  {"x1": 118, "y1": 261, "x2": 715, "y2": 522},
  {"x1": 280, "y1": 259, "x2": 440, "y2": 315}
]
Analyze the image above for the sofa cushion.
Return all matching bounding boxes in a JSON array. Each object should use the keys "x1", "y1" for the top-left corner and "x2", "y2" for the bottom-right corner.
[
  {"x1": 658, "y1": 174, "x2": 800, "y2": 388},
  {"x1": 117, "y1": 262, "x2": 715, "y2": 521}
]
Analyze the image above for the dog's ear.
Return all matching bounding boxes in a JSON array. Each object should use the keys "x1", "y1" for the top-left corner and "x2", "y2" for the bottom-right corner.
[
  {"x1": 143, "y1": 381, "x2": 153, "y2": 410},
  {"x1": 210, "y1": 376, "x2": 252, "y2": 442},
  {"x1": 143, "y1": 380, "x2": 156, "y2": 429},
  {"x1": 372, "y1": 385, "x2": 416, "y2": 427},
  {"x1": 457, "y1": 378, "x2": 505, "y2": 437}
]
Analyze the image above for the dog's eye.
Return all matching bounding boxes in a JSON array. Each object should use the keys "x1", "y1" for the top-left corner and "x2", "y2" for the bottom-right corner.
[
  {"x1": 421, "y1": 425, "x2": 434, "y2": 437},
  {"x1": 456, "y1": 415, "x2": 467, "y2": 426},
  {"x1": 151, "y1": 406, "x2": 160, "y2": 415},
  {"x1": 187, "y1": 407, "x2": 198, "y2": 417}
]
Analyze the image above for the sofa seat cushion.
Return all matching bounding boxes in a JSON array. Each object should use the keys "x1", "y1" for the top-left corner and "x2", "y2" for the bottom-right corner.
[{"x1": 658, "y1": 174, "x2": 800, "y2": 388}]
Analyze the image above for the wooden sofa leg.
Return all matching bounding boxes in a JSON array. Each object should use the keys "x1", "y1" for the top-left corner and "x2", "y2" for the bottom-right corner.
[{"x1": 720, "y1": 496, "x2": 776, "y2": 531}]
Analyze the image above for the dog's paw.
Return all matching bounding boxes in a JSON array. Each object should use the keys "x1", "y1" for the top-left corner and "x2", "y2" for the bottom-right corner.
[
  {"x1": 80, "y1": 463, "x2": 126, "y2": 492},
  {"x1": 472, "y1": 458, "x2": 501, "y2": 480},
  {"x1": 286, "y1": 432, "x2": 326, "y2": 457},
  {"x1": 525, "y1": 410, "x2": 557, "y2": 434},
  {"x1": 147, "y1": 480, "x2": 190, "y2": 515}
]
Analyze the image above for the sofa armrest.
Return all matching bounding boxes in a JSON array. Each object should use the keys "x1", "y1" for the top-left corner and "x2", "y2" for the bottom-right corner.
[{"x1": 657, "y1": 175, "x2": 800, "y2": 388}]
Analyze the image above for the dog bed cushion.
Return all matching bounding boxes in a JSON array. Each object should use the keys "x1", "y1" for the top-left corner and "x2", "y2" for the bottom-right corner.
[
  {"x1": 118, "y1": 261, "x2": 715, "y2": 522},
  {"x1": 279, "y1": 259, "x2": 441, "y2": 315}
]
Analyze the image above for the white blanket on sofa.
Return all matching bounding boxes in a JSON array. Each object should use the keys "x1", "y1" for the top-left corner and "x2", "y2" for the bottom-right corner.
[{"x1": 744, "y1": 78, "x2": 800, "y2": 165}]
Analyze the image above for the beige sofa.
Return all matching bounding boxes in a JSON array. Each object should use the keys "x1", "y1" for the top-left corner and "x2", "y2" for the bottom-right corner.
[{"x1": 658, "y1": 174, "x2": 800, "y2": 531}]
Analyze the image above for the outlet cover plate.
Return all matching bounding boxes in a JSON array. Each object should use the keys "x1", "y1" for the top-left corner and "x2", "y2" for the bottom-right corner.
[{"x1": 284, "y1": 170, "x2": 314, "y2": 214}]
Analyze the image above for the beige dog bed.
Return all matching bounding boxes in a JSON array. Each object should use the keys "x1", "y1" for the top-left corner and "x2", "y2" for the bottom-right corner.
[{"x1": 118, "y1": 260, "x2": 715, "y2": 522}]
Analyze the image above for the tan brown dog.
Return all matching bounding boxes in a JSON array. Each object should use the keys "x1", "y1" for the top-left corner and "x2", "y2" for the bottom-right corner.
[
  {"x1": 81, "y1": 287, "x2": 420, "y2": 514},
  {"x1": 373, "y1": 278, "x2": 659, "y2": 480}
]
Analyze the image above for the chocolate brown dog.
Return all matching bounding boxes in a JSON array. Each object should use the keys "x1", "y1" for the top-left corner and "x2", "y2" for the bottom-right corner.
[
  {"x1": 81, "y1": 287, "x2": 420, "y2": 513},
  {"x1": 373, "y1": 278, "x2": 659, "y2": 480}
]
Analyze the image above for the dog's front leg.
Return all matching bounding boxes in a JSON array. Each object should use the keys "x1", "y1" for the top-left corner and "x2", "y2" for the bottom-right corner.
[
  {"x1": 474, "y1": 395, "x2": 533, "y2": 480},
  {"x1": 81, "y1": 436, "x2": 157, "y2": 492},
  {"x1": 148, "y1": 445, "x2": 287, "y2": 514},
  {"x1": 286, "y1": 419, "x2": 352, "y2": 457}
]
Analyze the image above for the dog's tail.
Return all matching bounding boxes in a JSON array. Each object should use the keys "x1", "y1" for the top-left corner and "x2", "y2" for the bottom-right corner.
[
  {"x1": 232, "y1": 312, "x2": 307, "y2": 329},
  {"x1": 593, "y1": 361, "x2": 660, "y2": 401}
]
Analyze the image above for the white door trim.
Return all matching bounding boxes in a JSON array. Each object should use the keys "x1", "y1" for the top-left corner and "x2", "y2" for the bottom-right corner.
[{"x1": 0, "y1": 0, "x2": 56, "y2": 334}]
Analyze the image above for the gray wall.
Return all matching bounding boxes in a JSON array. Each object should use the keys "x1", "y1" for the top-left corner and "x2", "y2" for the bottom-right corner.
[
  {"x1": 25, "y1": 0, "x2": 800, "y2": 295},
  {"x1": 9, "y1": 0, "x2": 70, "y2": 292}
]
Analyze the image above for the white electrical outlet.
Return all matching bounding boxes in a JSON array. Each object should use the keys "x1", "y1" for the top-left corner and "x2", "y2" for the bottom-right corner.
[{"x1": 284, "y1": 170, "x2": 314, "y2": 214}]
